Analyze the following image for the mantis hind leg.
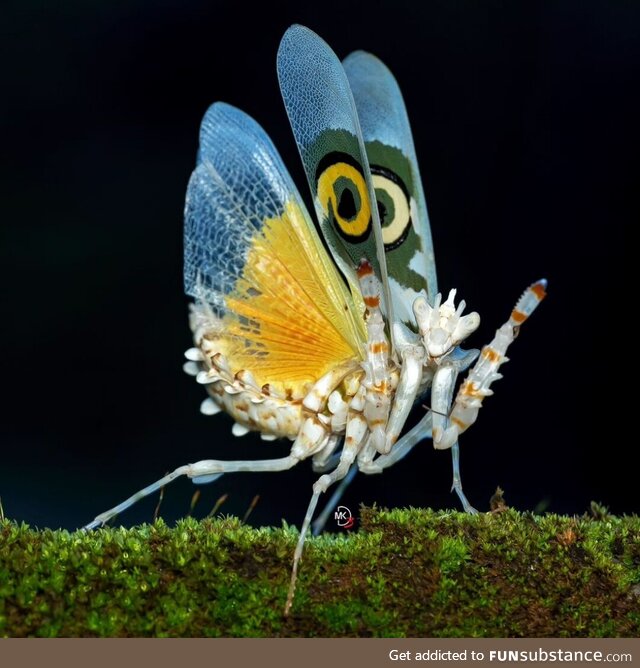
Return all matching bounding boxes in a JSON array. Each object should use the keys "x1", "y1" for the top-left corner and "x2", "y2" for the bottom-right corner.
[
  {"x1": 311, "y1": 464, "x2": 358, "y2": 535},
  {"x1": 450, "y1": 441, "x2": 477, "y2": 514},
  {"x1": 83, "y1": 455, "x2": 300, "y2": 530}
]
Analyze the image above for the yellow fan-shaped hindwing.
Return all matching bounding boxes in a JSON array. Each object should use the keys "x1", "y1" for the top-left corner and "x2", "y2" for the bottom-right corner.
[{"x1": 220, "y1": 200, "x2": 366, "y2": 391}]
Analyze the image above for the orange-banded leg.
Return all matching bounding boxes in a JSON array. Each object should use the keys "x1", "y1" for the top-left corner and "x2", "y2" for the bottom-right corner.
[
  {"x1": 303, "y1": 261, "x2": 397, "y2": 536},
  {"x1": 309, "y1": 395, "x2": 372, "y2": 535},
  {"x1": 430, "y1": 365, "x2": 477, "y2": 513},
  {"x1": 357, "y1": 259, "x2": 394, "y2": 454},
  {"x1": 433, "y1": 279, "x2": 547, "y2": 452},
  {"x1": 359, "y1": 399, "x2": 474, "y2": 515},
  {"x1": 309, "y1": 414, "x2": 380, "y2": 536},
  {"x1": 311, "y1": 403, "x2": 436, "y2": 536},
  {"x1": 410, "y1": 288, "x2": 483, "y2": 512}
]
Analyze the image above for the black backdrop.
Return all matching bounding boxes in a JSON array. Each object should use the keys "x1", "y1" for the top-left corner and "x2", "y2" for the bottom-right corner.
[{"x1": 2, "y1": 1, "x2": 636, "y2": 531}]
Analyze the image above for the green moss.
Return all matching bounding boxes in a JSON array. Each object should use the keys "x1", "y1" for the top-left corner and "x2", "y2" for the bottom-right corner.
[{"x1": 1, "y1": 508, "x2": 639, "y2": 637}]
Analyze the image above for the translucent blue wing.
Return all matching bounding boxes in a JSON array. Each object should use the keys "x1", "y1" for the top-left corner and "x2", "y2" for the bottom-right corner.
[
  {"x1": 276, "y1": 24, "x2": 395, "y2": 328},
  {"x1": 343, "y1": 50, "x2": 438, "y2": 321},
  {"x1": 184, "y1": 102, "x2": 299, "y2": 307},
  {"x1": 184, "y1": 102, "x2": 366, "y2": 387}
]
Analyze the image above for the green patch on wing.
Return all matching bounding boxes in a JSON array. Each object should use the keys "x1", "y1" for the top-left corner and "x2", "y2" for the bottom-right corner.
[
  {"x1": 309, "y1": 128, "x2": 380, "y2": 276},
  {"x1": 365, "y1": 140, "x2": 429, "y2": 296},
  {"x1": 308, "y1": 130, "x2": 429, "y2": 301}
]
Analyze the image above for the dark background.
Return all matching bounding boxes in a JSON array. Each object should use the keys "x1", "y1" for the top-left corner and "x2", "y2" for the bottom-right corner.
[{"x1": 1, "y1": 1, "x2": 636, "y2": 531}]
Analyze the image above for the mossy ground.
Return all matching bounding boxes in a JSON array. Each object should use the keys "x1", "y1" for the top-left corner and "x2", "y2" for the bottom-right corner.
[{"x1": 1, "y1": 507, "x2": 639, "y2": 637}]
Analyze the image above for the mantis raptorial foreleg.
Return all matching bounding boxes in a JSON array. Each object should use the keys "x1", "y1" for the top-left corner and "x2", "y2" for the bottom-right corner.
[{"x1": 432, "y1": 280, "x2": 547, "y2": 451}]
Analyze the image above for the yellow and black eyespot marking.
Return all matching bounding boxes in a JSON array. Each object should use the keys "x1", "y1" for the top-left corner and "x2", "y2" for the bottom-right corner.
[
  {"x1": 316, "y1": 152, "x2": 371, "y2": 243},
  {"x1": 316, "y1": 152, "x2": 412, "y2": 251}
]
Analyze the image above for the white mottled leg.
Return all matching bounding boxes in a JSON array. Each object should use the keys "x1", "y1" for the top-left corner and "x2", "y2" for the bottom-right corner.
[
  {"x1": 284, "y1": 487, "x2": 322, "y2": 617},
  {"x1": 431, "y1": 365, "x2": 458, "y2": 450},
  {"x1": 311, "y1": 464, "x2": 358, "y2": 536},
  {"x1": 86, "y1": 381, "x2": 341, "y2": 531},
  {"x1": 382, "y1": 345, "x2": 424, "y2": 454},
  {"x1": 284, "y1": 425, "x2": 367, "y2": 616},
  {"x1": 450, "y1": 441, "x2": 477, "y2": 513},
  {"x1": 83, "y1": 455, "x2": 300, "y2": 530},
  {"x1": 311, "y1": 433, "x2": 378, "y2": 534},
  {"x1": 431, "y1": 364, "x2": 478, "y2": 512},
  {"x1": 433, "y1": 280, "x2": 547, "y2": 450},
  {"x1": 360, "y1": 411, "x2": 433, "y2": 474},
  {"x1": 311, "y1": 434, "x2": 341, "y2": 472},
  {"x1": 306, "y1": 385, "x2": 368, "y2": 532},
  {"x1": 312, "y1": 450, "x2": 341, "y2": 474},
  {"x1": 356, "y1": 437, "x2": 377, "y2": 468},
  {"x1": 363, "y1": 381, "x2": 476, "y2": 513}
]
